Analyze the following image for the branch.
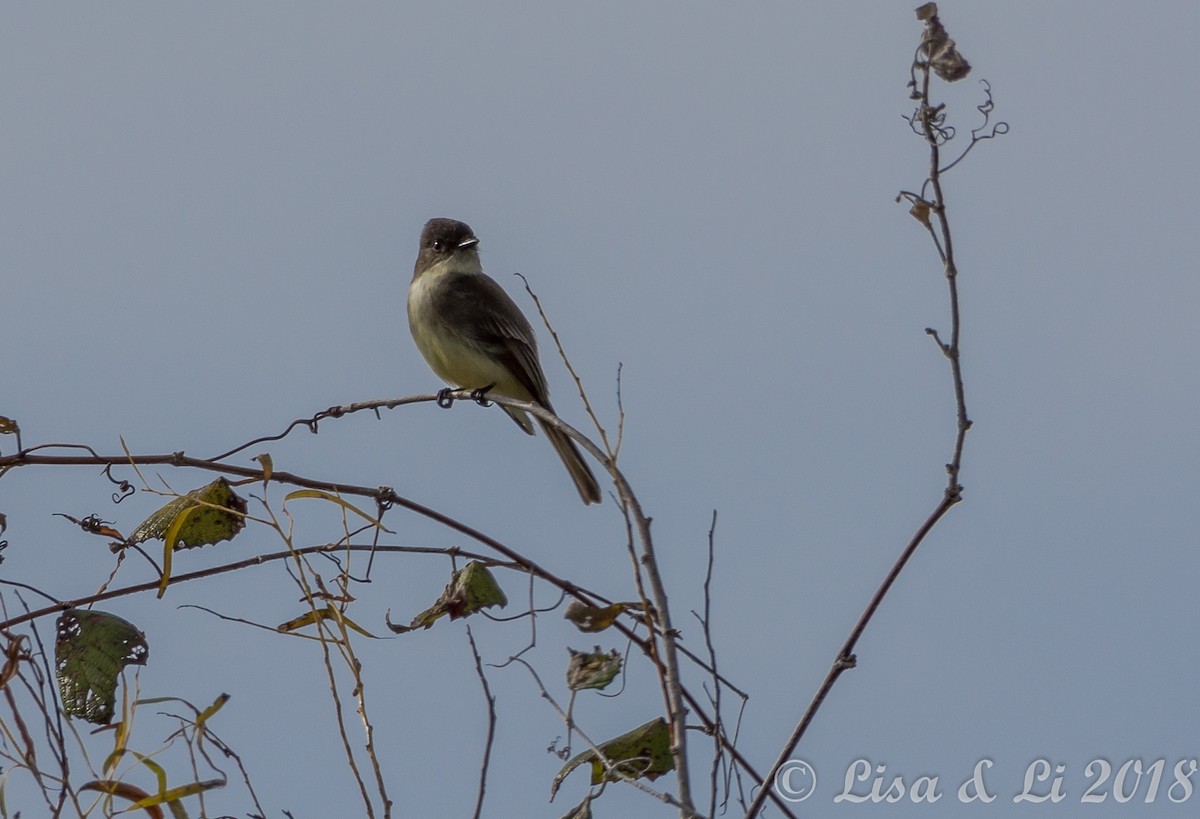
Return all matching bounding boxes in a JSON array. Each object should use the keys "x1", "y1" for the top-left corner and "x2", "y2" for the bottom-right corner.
[
  {"x1": 0, "y1": 543, "x2": 542, "y2": 632},
  {"x1": 745, "y1": 6, "x2": 993, "y2": 815},
  {"x1": 513, "y1": 271, "x2": 697, "y2": 815},
  {"x1": 4, "y1": 378, "x2": 733, "y2": 816},
  {"x1": 465, "y1": 625, "x2": 496, "y2": 819},
  {"x1": 0, "y1": 441, "x2": 617, "y2": 613}
]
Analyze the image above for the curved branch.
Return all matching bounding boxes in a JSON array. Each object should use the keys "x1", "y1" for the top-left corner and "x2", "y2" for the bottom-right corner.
[
  {"x1": 2, "y1": 391, "x2": 716, "y2": 816},
  {"x1": 0, "y1": 543, "x2": 497, "y2": 631}
]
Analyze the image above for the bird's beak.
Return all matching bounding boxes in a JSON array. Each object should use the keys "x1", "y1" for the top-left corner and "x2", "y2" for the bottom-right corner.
[{"x1": 457, "y1": 237, "x2": 480, "y2": 250}]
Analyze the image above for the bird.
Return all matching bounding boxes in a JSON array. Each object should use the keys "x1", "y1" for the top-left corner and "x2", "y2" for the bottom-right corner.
[{"x1": 407, "y1": 217, "x2": 602, "y2": 505}]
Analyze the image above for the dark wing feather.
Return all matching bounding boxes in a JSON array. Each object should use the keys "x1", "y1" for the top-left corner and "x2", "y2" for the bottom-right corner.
[{"x1": 436, "y1": 271, "x2": 551, "y2": 405}]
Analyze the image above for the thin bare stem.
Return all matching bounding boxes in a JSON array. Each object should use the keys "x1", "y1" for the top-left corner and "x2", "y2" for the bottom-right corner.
[
  {"x1": 465, "y1": 625, "x2": 496, "y2": 819},
  {"x1": 696, "y1": 511, "x2": 722, "y2": 818},
  {"x1": 0, "y1": 543, "x2": 497, "y2": 631},
  {"x1": 514, "y1": 273, "x2": 696, "y2": 814},
  {"x1": 509, "y1": 657, "x2": 691, "y2": 812},
  {"x1": 514, "y1": 272, "x2": 615, "y2": 459},
  {"x1": 744, "y1": 7, "x2": 991, "y2": 816}
]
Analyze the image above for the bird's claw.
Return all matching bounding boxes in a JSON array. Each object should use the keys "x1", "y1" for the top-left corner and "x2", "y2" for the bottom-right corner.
[
  {"x1": 470, "y1": 384, "x2": 495, "y2": 407},
  {"x1": 436, "y1": 388, "x2": 456, "y2": 409}
]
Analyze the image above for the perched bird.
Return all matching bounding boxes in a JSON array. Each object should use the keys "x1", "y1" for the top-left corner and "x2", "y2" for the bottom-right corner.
[{"x1": 407, "y1": 218, "x2": 602, "y2": 505}]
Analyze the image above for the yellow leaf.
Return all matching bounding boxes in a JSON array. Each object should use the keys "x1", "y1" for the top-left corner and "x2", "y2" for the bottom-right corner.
[
  {"x1": 909, "y1": 200, "x2": 932, "y2": 228},
  {"x1": 132, "y1": 778, "x2": 225, "y2": 808},
  {"x1": 278, "y1": 605, "x2": 377, "y2": 639},
  {"x1": 195, "y1": 693, "x2": 230, "y2": 732},
  {"x1": 283, "y1": 489, "x2": 391, "y2": 532},
  {"x1": 276, "y1": 608, "x2": 327, "y2": 633},
  {"x1": 157, "y1": 506, "x2": 198, "y2": 598},
  {"x1": 79, "y1": 781, "x2": 163, "y2": 819},
  {"x1": 252, "y1": 452, "x2": 273, "y2": 486},
  {"x1": 564, "y1": 601, "x2": 629, "y2": 633}
]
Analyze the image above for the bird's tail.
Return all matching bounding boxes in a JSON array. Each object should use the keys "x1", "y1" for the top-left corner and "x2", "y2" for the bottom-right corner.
[{"x1": 538, "y1": 418, "x2": 602, "y2": 505}]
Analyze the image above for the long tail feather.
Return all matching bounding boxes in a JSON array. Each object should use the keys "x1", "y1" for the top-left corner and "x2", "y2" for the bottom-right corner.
[{"x1": 538, "y1": 418, "x2": 602, "y2": 505}]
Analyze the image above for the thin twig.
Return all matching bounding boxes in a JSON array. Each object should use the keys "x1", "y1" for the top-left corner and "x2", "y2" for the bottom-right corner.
[
  {"x1": 0, "y1": 543, "x2": 498, "y2": 631},
  {"x1": 744, "y1": 7, "x2": 990, "y2": 815},
  {"x1": 5, "y1": 389, "x2": 750, "y2": 816},
  {"x1": 508, "y1": 657, "x2": 692, "y2": 812},
  {"x1": 465, "y1": 625, "x2": 496, "y2": 819},
  {"x1": 515, "y1": 275, "x2": 696, "y2": 814},
  {"x1": 514, "y1": 272, "x2": 615, "y2": 459},
  {"x1": 696, "y1": 511, "x2": 722, "y2": 818}
]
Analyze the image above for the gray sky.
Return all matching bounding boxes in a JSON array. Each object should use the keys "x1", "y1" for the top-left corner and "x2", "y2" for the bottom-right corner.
[{"x1": 2, "y1": 2, "x2": 1198, "y2": 817}]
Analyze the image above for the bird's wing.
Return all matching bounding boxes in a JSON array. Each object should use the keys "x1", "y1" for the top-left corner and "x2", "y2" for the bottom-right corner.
[{"x1": 438, "y1": 271, "x2": 551, "y2": 406}]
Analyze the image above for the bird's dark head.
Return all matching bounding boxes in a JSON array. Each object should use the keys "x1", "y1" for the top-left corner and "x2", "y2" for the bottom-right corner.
[
  {"x1": 422, "y1": 218, "x2": 478, "y2": 253},
  {"x1": 414, "y1": 218, "x2": 481, "y2": 278}
]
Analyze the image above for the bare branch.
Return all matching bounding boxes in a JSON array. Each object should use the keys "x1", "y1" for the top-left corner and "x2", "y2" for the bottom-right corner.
[
  {"x1": 465, "y1": 625, "x2": 497, "y2": 819},
  {"x1": 745, "y1": 7, "x2": 1000, "y2": 815}
]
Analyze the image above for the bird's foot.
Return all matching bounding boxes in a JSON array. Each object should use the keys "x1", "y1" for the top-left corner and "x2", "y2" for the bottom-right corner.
[
  {"x1": 470, "y1": 384, "x2": 496, "y2": 407},
  {"x1": 436, "y1": 388, "x2": 456, "y2": 409}
]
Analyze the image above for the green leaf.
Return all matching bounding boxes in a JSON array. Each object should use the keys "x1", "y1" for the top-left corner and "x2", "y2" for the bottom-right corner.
[
  {"x1": 55, "y1": 609, "x2": 149, "y2": 725},
  {"x1": 387, "y1": 561, "x2": 507, "y2": 633},
  {"x1": 566, "y1": 647, "x2": 623, "y2": 692},
  {"x1": 128, "y1": 478, "x2": 247, "y2": 550},
  {"x1": 551, "y1": 718, "x2": 673, "y2": 799}
]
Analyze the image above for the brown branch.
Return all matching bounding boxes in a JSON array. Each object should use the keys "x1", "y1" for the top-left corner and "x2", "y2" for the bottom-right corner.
[
  {"x1": 695, "y1": 511, "x2": 723, "y2": 818},
  {"x1": 0, "y1": 446, "x2": 615, "y2": 611},
  {"x1": 744, "y1": 7, "x2": 989, "y2": 816},
  {"x1": 509, "y1": 657, "x2": 689, "y2": 811},
  {"x1": 3, "y1": 386, "x2": 768, "y2": 815},
  {"x1": 515, "y1": 272, "x2": 616, "y2": 459},
  {"x1": 465, "y1": 625, "x2": 496, "y2": 819},
  {"x1": 0, "y1": 544, "x2": 509, "y2": 632},
  {"x1": 515, "y1": 272, "x2": 698, "y2": 815}
]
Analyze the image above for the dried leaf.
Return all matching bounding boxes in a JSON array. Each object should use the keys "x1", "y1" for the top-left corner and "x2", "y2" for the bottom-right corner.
[
  {"x1": 564, "y1": 601, "x2": 629, "y2": 633},
  {"x1": 559, "y1": 796, "x2": 593, "y2": 819},
  {"x1": 253, "y1": 452, "x2": 273, "y2": 486},
  {"x1": 909, "y1": 200, "x2": 932, "y2": 228},
  {"x1": 278, "y1": 604, "x2": 377, "y2": 639},
  {"x1": 918, "y1": 4, "x2": 971, "y2": 82},
  {"x1": 128, "y1": 478, "x2": 247, "y2": 550},
  {"x1": 551, "y1": 718, "x2": 673, "y2": 799},
  {"x1": 79, "y1": 781, "x2": 164, "y2": 819},
  {"x1": 0, "y1": 635, "x2": 25, "y2": 690},
  {"x1": 194, "y1": 692, "x2": 230, "y2": 731},
  {"x1": 566, "y1": 647, "x2": 623, "y2": 692},
  {"x1": 284, "y1": 489, "x2": 391, "y2": 532},
  {"x1": 387, "y1": 561, "x2": 507, "y2": 633},
  {"x1": 130, "y1": 776, "x2": 225, "y2": 809},
  {"x1": 0, "y1": 416, "x2": 18, "y2": 435},
  {"x1": 56, "y1": 609, "x2": 149, "y2": 725}
]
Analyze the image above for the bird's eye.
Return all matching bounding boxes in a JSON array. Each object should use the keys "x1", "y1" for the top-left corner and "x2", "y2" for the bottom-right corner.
[{"x1": 431, "y1": 240, "x2": 444, "y2": 251}]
